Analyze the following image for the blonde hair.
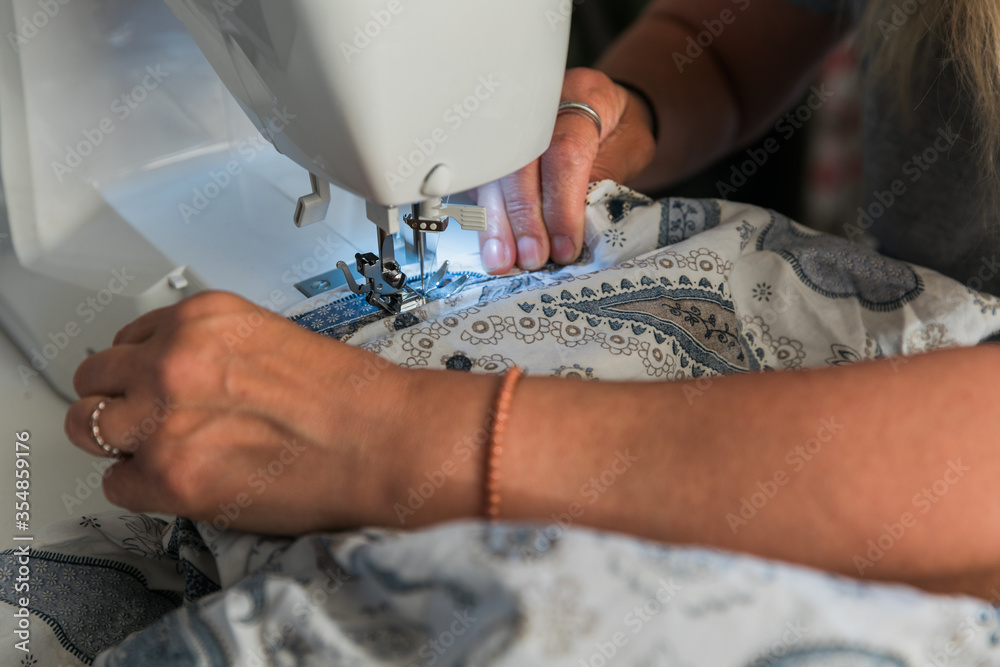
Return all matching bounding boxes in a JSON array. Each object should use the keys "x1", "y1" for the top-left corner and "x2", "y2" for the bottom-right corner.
[{"x1": 860, "y1": 0, "x2": 1000, "y2": 186}]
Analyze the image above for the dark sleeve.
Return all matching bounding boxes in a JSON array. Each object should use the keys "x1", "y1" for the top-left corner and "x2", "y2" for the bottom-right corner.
[{"x1": 782, "y1": 0, "x2": 856, "y2": 15}]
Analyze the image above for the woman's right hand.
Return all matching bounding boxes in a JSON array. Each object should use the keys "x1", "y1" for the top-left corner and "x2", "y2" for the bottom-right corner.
[{"x1": 474, "y1": 67, "x2": 658, "y2": 274}]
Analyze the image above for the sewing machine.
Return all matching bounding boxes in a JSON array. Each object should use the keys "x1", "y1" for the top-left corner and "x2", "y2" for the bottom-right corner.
[{"x1": 0, "y1": 0, "x2": 571, "y2": 399}]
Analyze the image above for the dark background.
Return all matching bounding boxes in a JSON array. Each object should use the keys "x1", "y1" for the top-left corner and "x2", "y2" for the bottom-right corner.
[{"x1": 566, "y1": 0, "x2": 811, "y2": 222}]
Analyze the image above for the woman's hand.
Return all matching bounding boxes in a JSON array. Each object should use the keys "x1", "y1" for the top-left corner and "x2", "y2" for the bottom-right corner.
[
  {"x1": 64, "y1": 291, "x2": 412, "y2": 535},
  {"x1": 475, "y1": 67, "x2": 657, "y2": 274}
]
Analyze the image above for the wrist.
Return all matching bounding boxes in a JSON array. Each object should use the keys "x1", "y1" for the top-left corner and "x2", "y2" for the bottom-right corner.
[
  {"x1": 370, "y1": 367, "x2": 499, "y2": 529},
  {"x1": 613, "y1": 79, "x2": 660, "y2": 144}
]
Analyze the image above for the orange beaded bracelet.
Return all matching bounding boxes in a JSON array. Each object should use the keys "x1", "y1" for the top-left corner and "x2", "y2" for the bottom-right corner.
[{"x1": 485, "y1": 367, "x2": 525, "y2": 521}]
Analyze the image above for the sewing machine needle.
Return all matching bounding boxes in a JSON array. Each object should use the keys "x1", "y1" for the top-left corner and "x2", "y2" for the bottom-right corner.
[{"x1": 417, "y1": 229, "x2": 426, "y2": 297}]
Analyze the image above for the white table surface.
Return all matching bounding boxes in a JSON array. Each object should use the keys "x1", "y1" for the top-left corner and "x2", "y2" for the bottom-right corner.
[{"x1": 0, "y1": 326, "x2": 117, "y2": 545}]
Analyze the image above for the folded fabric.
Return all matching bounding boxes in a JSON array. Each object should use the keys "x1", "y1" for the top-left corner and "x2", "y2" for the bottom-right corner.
[
  {"x1": 4, "y1": 181, "x2": 1000, "y2": 667},
  {"x1": 6, "y1": 511, "x2": 1000, "y2": 666}
]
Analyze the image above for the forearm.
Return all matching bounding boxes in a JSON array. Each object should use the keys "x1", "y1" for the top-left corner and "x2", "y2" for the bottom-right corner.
[
  {"x1": 596, "y1": 0, "x2": 848, "y2": 191},
  {"x1": 384, "y1": 346, "x2": 1000, "y2": 597}
]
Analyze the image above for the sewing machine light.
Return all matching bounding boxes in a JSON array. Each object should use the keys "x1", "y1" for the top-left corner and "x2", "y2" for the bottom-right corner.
[{"x1": 166, "y1": 0, "x2": 572, "y2": 313}]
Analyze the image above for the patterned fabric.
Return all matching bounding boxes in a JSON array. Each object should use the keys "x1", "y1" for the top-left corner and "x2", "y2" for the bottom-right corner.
[
  {"x1": 285, "y1": 182, "x2": 1000, "y2": 382},
  {"x1": 6, "y1": 514, "x2": 1000, "y2": 666},
  {"x1": 0, "y1": 513, "x2": 199, "y2": 666},
  {"x1": 3, "y1": 181, "x2": 1000, "y2": 666}
]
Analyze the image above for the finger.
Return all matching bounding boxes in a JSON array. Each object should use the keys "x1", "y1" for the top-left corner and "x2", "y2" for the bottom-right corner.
[
  {"x1": 542, "y1": 69, "x2": 629, "y2": 264},
  {"x1": 539, "y1": 121, "x2": 599, "y2": 264},
  {"x1": 476, "y1": 179, "x2": 516, "y2": 275},
  {"x1": 65, "y1": 396, "x2": 133, "y2": 458},
  {"x1": 113, "y1": 306, "x2": 171, "y2": 347},
  {"x1": 500, "y1": 160, "x2": 550, "y2": 271},
  {"x1": 99, "y1": 458, "x2": 148, "y2": 512},
  {"x1": 591, "y1": 91, "x2": 658, "y2": 184},
  {"x1": 72, "y1": 345, "x2": 136, "y2": 399}
]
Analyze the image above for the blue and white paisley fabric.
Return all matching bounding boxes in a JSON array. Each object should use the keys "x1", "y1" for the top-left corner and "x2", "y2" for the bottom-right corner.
[
  {"x1": 4, "y1": 513, "x2": 1000, "y2": 666},
  {"x1": 4, "y1": 180, "x2": 1000, "y2": 666},
  {"x1": 285, "y1": 181, "x2": 999, "y2": 380}
]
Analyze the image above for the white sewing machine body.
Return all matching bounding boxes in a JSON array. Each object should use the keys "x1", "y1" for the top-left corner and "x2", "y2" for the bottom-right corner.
[{"x1": 0, "y1": 0, "x2": 571, "y2": 399}]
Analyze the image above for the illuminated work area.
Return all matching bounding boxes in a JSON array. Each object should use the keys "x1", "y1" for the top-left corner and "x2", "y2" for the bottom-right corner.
[{"x1": 3, "y1": 0, "x2": 1000, "y2": 664}]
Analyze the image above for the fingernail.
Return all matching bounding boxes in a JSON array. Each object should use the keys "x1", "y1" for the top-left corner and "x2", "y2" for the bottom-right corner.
[
  {"x1": 552, "y1": 235, "x2": 575, "y2": 263},
  {"x1": 482, "y1": 238, "x2": 508, "y2": 274},
  {"x1": 517, "y1": 237, "x2": 545, "y2": 270}
]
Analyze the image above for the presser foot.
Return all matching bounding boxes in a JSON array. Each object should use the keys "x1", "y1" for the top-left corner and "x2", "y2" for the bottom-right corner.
[
  {"x1": 336, "y1": 256, "x2": 468, "y2": 315},
  {"x1": 334, "y1": 204, "x2": 478, "y2": 315}
]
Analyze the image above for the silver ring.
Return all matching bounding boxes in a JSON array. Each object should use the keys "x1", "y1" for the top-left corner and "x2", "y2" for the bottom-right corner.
[
  {"x1": 90, "y1": 399, "x2": 123, "y2": 458},
  {"x1": 557, "y1": 101, "x2": 603, "y2": 137}
]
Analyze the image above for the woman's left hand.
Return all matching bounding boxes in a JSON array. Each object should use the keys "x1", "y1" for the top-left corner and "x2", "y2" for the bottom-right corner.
[{"x1": 64, "y1": 291, "x2": 411, "y2": 535}]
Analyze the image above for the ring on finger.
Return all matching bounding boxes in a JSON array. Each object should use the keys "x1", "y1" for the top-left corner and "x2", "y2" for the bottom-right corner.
[
  {"x1": 557, "y1": 101, "x2": 603, "y2": 138},
  {"x1": 90, "y1": 399, "x2": 124, "y2": 459}
]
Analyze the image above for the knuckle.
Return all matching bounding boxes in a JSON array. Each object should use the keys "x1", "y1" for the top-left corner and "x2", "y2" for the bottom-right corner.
[
  {"x1": 565, "y1": 67, "x2": 614, "y2": 94},
  {"x1": 548, "y1": 133, "x2": 597, "y2": 166},
  {"x1": 151, "y1": 346, "x2": 201, "y2": 397},
  {"x1": 151, "y1": 454, "x2": 201, "y2": 512},
  {"x1": 172, "y1": 291, "x2": 241, "y2": 322},
  {"x1": 152, "y1": 407, "x2": 192, "y2": 443},
  {"x1": 150, "y1": 323, "x2": 228, "y2": 398},
  {"x1": 503, "y1": 199, "x2": 544, "y2": 230}
]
